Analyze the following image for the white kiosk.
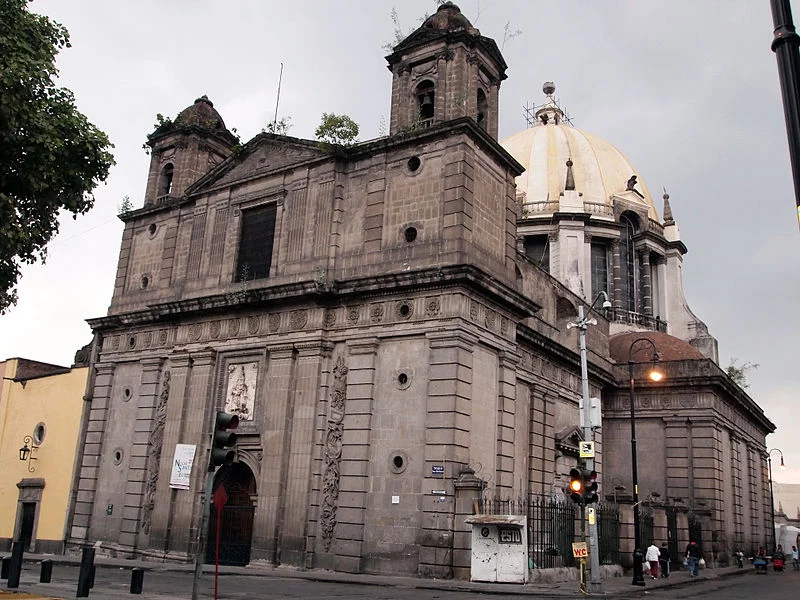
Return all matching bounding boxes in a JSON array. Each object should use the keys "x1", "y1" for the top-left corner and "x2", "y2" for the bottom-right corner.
[{"x1": 465, "y1": 514, "x2": 528, "y2": 584}]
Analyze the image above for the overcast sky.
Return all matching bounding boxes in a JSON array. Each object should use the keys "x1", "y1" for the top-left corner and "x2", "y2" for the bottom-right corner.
[{"x1": 2, "y1": 0, "x2": 798, "y2": 483}]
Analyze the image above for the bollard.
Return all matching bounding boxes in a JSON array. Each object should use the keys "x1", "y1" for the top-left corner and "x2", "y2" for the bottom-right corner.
[
  {"x1": 76, "y1": 546, "x2": 95, "y2": 597},
  {"x1": 1, "y1": 556, "x2": 10, "y2": 579},
  {"x1": 130, "y1": 568, "x2": 144, "y2": 594},
  {"x1": 40, "y1": 559, "x2": 53, "y2": 583},
  {"x1": 6, "y1": 541, "x2": 24, "y2": 589}
]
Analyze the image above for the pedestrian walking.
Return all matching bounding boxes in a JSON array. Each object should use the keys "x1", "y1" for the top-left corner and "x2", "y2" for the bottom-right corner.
[
  {"x1": 658, "y1": 542, "x2": 671, "y2": 578},
  {"x1": 685, "y1": 540, "x2": 702, "y2": 577},
  {"x1": 791, "y1": 545, "x2": 799, "y2": 571},
  {"x1": 646, "y1": 542, "x2": 660, "y2": 579}
]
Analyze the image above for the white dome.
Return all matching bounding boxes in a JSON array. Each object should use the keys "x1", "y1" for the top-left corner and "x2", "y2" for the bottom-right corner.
[{"x1": 501, "y1": 121, "x2": 660, "y2": 222}]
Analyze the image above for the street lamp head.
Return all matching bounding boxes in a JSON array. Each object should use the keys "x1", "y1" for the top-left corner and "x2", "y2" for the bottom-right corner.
[
  {"x1": 649, "y1": 369, "x2": 664, "y2": 382},
  {"x1": 602, "y1": 299, "x2": 612, "y2": 309},
  {"x1": 19, "y1": 443, "x2": 30, "y2": 462},
  {"x1": 780, "y1": 456, "x2": 786, "y2": 470}
]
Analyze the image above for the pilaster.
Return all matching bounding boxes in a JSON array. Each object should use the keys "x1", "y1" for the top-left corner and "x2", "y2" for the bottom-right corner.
[
  {"x1": 69, "y1": 362, "x2": 116, "y2": 544},
  {"x1": 149, "y1": 351, "x2": 192, "y2": 555},
  {"x1": 119, "y1": 357, "x2": 163, "y2": 550}
]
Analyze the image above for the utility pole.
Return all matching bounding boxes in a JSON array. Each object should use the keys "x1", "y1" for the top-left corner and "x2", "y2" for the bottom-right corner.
[{"x1": 569, "y1": 292, "x2": 610, "y2": 594}]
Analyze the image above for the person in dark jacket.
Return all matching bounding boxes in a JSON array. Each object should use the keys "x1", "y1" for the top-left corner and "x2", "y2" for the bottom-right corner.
[
  {"x1": 658, "y1": 542, "x2": 671, "y2": 578},
  {"x1": 686, "y1": 540, "x2": 702, "y2": 576}
]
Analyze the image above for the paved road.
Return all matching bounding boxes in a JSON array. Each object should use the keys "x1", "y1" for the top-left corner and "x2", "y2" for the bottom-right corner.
[
  {"x1": 4, "y1": 563, "x2": 584, "y2": 600},
  {"x1": 7, "y1": 561, "x2": 795, "y2": 600},
  {"x1": 644, "y1": 568, "x2": 799, "y2": 599}
]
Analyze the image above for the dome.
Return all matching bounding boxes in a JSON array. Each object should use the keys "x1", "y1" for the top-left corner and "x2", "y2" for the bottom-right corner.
[
  {"x1": 501, "y1": 91, "x2": 660, "y2": 221},
  {"x1": 609, "y1": 331, "x2": 705, "y2": 364},
  {"x1": 174, "y1": 95, "x2": 229, "y2": 131}
]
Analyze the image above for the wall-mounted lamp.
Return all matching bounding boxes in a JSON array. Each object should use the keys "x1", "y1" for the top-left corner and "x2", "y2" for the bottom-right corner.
[{"x1": 19, "y1": 435, "x2": 38, "y2": 472}]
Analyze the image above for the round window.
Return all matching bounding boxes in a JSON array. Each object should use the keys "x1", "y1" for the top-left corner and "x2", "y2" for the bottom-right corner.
[
  {"x1": 33, "y1": 423, "x2": 46, "y2": 445},
  {"x1": 390, "y1": 451, "x2": 409, "y2": 474}
]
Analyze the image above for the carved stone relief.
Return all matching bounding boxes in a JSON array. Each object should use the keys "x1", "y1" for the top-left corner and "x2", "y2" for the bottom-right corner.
[
  {"x1": 425, "y1": 296, "x2": 440, "y2": 317},
  {"x1": 268, "y1": 313, "x2": 280, "y2": 332},
  {"x1": 370, "y1": 303, "x2": 384, "y2": 323},
  {"x1": 225, "y1": 362, "x2": 258, "y2": 421},
  {"x1": 247, "y1": 316, "x2": 260, "y2": 335},
  {"x1": 324, "y1": 310, "x2": 337, "y2": 327},
  {"x1": 321, "y1": 355, "x2": 348, "y2": 551},
  {"x1": 289, "y1": 309, "x2": 308, "y2": 330},
  {"x1": 141, "y1": 370, "x2": 170, "y2": 534}
]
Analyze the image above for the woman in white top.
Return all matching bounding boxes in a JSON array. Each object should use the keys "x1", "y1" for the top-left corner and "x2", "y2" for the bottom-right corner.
[{"x1": 645, "y1": 543, "x2": 661, "y2": 579}]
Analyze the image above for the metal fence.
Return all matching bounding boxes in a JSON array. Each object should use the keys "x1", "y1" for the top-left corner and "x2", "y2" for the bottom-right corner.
[
  {"x1": 481, "y1": 497, "x2": 621, "y2": 569},
  {"x1": 597, "y1": 503, "x2": 621, "y2": 565}
]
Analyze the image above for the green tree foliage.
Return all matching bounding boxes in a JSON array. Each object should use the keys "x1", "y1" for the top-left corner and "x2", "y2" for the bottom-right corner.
[
  {"x1": 315, "y1": 113, "x2": 359, "y2": 147},
  {"x1": 0, "y1": 0, "x2": 115, "y2": 313},
  {"x1": 264, "y1": 116, "x2": 293, "y2": 136},
  {"x1": 726, "y1": 357, "x2": 759, "y2": 389}
]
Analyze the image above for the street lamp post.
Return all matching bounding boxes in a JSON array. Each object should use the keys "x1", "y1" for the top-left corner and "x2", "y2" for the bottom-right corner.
[
  {"x1": 627, "y1": 337, "x2": 662, "y2": 587},
  {"x1": 767, "y1": 448, "x2": 785, "y2": 552},
  {"x1": 568, "y1": 291, "x2": 612, "y2": 593}
]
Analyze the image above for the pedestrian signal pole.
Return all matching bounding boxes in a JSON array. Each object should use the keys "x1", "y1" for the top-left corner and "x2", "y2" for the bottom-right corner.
[
  {"x1": 568, "y1": 293, "x2": 610, "y2": 594},
  {"x1": 192, "y1": 411, "x2": 239, "y2": 600}
]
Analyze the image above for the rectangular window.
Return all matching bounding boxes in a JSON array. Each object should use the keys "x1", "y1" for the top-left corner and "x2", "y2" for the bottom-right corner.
[
  {"x1": 235, "y1": 203, "x2": 277, "y2": 281},
  {"x1": 524, "y1": 235, "x2": 550, "y2": 273},
  {"x1": 590, "y1": 242, "x2": 609, "y2": 297}
]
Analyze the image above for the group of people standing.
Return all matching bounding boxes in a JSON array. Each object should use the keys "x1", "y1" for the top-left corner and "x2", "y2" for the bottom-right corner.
[
  {"x1": 644, "y1": 541, "x2": 676, "y2": 578},
  {"x1": 644, "y1": 540, "x2": 703, "y2": 578},
  {"x1": 645, "y1": 540, "x2": 800, "y2": 577}
]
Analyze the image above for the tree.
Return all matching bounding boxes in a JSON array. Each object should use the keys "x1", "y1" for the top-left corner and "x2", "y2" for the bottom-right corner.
[
  {"x1": 726, "y1": 357, "x2": 759, "y2": 389},
  {"x1": 0, "y1": 0, "x2": 115, "y2": 313},
  {"x1": 315, "y1": 113, "x2": 359, "y2": 147}
]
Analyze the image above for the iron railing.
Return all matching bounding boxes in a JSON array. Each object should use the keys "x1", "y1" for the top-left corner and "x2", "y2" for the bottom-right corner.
[{"x1": 481, "y1": 497, "x2": 621, "y2": 569}]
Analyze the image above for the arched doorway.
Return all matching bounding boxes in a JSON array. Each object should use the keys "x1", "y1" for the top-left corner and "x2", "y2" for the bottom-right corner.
[{"x1": 206, "y1": 461, "x2": 256, "y2": 566}]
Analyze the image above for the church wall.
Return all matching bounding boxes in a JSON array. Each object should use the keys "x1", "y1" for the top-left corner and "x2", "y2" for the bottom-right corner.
[{"x1": 361, "y1": 337, "x2": 428, "y2": 574}]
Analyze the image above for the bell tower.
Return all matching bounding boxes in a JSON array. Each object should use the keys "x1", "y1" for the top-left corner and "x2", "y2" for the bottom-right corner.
[
  {"x1": 385, "y1": 2, "x2": 507, "y2": 138},
  {"x1": 143, "y1": 96, "x2": 237, "y2": 206}
]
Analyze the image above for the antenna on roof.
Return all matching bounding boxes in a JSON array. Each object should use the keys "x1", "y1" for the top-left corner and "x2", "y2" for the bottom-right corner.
[{"x1": 273, "y1": 62, "x2": 284, "y2": 128}]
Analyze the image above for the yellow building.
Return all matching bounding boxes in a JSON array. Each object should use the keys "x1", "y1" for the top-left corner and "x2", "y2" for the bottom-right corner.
[{"x1": 0, "y1": 351, "x2": 89, "y2": 554}]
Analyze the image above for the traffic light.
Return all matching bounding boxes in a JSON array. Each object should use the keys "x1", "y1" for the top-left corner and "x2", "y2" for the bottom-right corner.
[
  {"x1": 583, "y1": 469, "x2": 599, "y2": 504},
  {"x1": 569, "y1": 467, "x2": 584, "y2": 504},
  {"x1": 568, "y1": 466, "x2": 599, "y2": 504},
  {"x1": 210, "y1": 411, "x2": 239, "y2": 467}
]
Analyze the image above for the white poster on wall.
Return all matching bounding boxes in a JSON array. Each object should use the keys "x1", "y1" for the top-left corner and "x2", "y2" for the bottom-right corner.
[{"x1": 169, "y1": 444, "x2": 197, "y2": 490}]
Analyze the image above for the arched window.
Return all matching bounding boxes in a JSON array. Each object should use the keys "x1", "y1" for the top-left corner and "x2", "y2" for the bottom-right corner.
[
  {"x1": 416, "y1": 80, "x2": 435, "y2": 125},
  {"x1": 476, "y1": 88, "x2": 488, "y2": 129},
  {"x1": 619, "y1": 214, "x2": 638, "y2": 312},
  {"x1": 158, "y1": 163, "x2": 174, "y2": 197}
]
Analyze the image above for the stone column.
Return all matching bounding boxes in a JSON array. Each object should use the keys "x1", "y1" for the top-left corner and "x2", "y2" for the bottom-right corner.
[
  {"x1": 279, "y1": 342, "x2": 329, "y2": 566},
  {"x1": 420, "y1": 330, "x2": 476, "y2": 579},
  {"x1": 664, "y1": 417, "x2": 690, "y2": 502},
  {"x1": 119, "y1": 357, "x2": 163, "y2": 551},
  {"x1": 69, "y1": 362, "x2": 116, "y2": 544},
  {"x1": 495, "y1": 350, "x2": 520, "y2": 496},
  {"x1": 452, "y1": 468, "x2": 486, "y2": 580},
  {"x1": 640, "y1": 249, "x2": 652, "y2": 316},
  {"x1": 251, "y1": 344, "x2": 295, "y2": 563},
  {"x1": 179, "y1": 348, "x2": 216, "y2": 557},
  {"x1": 149, "y1": 351, "x2": 192, "y2": 556},
  {"x1": 611, "y1": 240, "x2": 622, "y2": 310},
  {"x1": 333, "y1": 338, "x2": 379, "y2": 573}
]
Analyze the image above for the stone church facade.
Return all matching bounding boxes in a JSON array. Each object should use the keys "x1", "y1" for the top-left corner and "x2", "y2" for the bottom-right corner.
[{"x1": 66, "y1": 3, "x2": 773, "y2": 577}]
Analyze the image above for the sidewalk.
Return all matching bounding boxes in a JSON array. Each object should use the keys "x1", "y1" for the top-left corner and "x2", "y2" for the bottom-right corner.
[{"x1": 3, "y1": 552, "x2": 751, "y2": 598}]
